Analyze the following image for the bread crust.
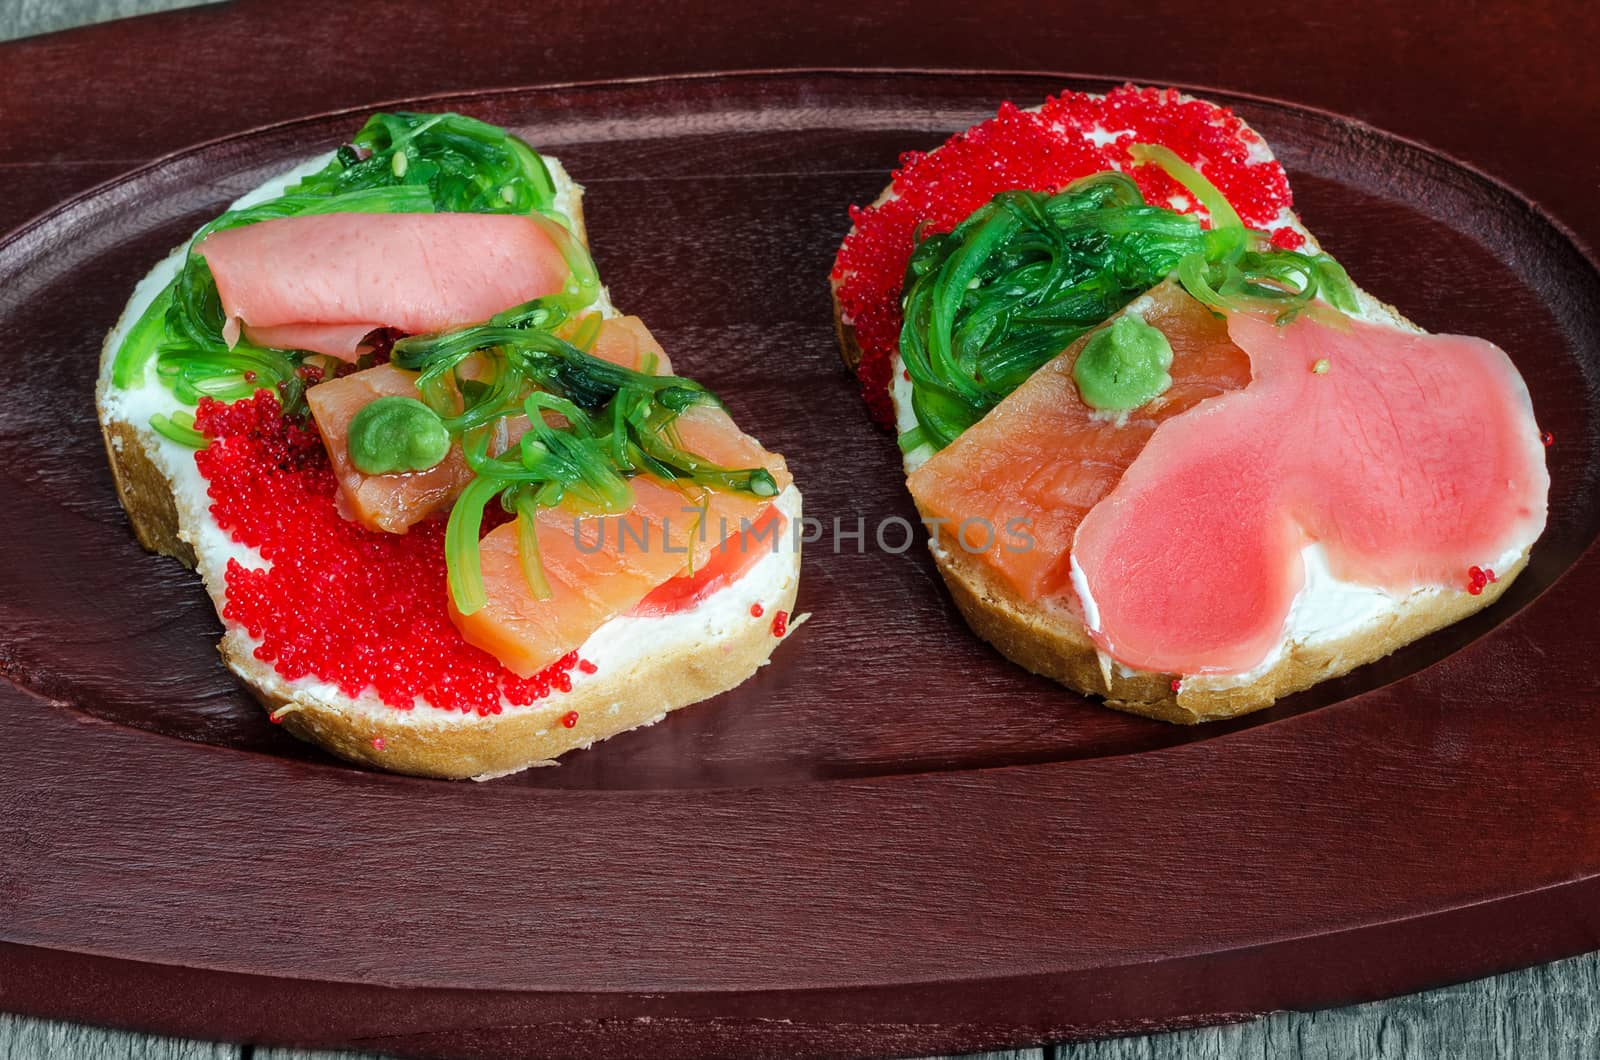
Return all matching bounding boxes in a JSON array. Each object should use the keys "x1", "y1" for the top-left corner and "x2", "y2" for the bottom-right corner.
[
  {"x1": 97, "y1": 167, "x2": 807, "y2": 778},
  {"x1": 928, "y1": 530, "x2": 1526, "y2": 723},
  {"x1": 830, "y1": 273, "x2": 858, "y2": 372},
  {"x1": 831, "y1": 133, "x2": 1532, "y2": 723},
  {"x1": 222, "y1": 564, "x2": 800, "y2": 780},
  {"x1": 100, "y1": 418, "x2": 195, "y2": 568}
]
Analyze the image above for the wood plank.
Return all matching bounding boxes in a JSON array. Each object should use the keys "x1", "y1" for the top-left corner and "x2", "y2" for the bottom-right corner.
[
  {"x1": 0, "y1": 4, "x2": 1597, "y2": 1060},
  {"x1": 1057, "y1": 954, "x2": 1600, "y2": 1059},
  {"x1": 7, "y1": 953, "x2": 1600, "y2": 1060},
  {"x1": 248, "y1": 1050, "x2": 1044, "y2": 1060},
  {"x1": 0, "y1": 1013, "x2": 234, "y2": 1058},
  {"x1": 253, "y1": 1050, "x2": 388, "y2": 1060},
  {"x1": 0, "y1": 0, "x2": 218, "y2": 43},
  {"x1": 0, "y1": 1010, "x2": 1043, "y2": 1060}
]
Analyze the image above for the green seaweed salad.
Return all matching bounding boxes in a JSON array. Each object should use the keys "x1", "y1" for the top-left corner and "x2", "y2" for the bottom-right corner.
[
  {"x1": 109, "y1": 111, "x2": 776, "y2": 615},
  {"x1": 897, "y1": 143, "x2": 1360, "y2": 453}
]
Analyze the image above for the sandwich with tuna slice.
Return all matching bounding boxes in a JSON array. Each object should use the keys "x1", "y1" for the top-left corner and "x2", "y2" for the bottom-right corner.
[
  {"x1": 831, "y1": 86, "x2": 1548, "y2": 722},
  {"x1": 99, "y1": 112, "x2": 802, "y2": 778}
]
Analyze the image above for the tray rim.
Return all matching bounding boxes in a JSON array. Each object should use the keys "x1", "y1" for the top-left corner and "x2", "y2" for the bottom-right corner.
[
  {"x1": 3, "y1": 66, "x2": 1595, "y2": 779},
  {"x1": 3, "y1": 67, "x2": 1599, "y2": 1057},
  {"x1": 7, "y1": 65, "x2": 1597, "y2": 266}
]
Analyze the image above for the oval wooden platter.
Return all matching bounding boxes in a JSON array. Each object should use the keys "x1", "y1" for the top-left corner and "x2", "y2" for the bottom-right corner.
[{"x1": 0, "y1": 71, "x2": 1597, "y2": 1059}]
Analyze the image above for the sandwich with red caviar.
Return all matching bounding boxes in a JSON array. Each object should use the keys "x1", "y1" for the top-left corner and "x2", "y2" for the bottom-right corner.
[
  {"x1": 98, "y1": 112, "x2": 802, "y2": 778},
  {"x1": 831, "y1": 86, "x2": 1548, "y2": 722}
]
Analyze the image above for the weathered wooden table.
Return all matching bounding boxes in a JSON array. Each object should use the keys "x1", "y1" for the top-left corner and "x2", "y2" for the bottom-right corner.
[{"x1": 3, "y1": 2, "x2": 1597, "y2": 1058}]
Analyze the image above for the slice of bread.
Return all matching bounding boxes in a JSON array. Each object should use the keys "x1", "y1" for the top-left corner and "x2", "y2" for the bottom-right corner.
[
  {"x1": 99, "y1": 152, "x2": 802, "y2": 779},
  {"x1": 831, "y1": 90, "x2": 1531, "y2": 723}
]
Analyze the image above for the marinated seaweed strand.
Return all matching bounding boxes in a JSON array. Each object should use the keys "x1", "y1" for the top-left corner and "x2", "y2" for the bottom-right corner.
[
  {"x1": 898, "y1": 150, "x2": 1359, "y2": 450},
  {"x1": 110, "y1": 110, "x2": 773, "y2": 622},
  {"x1": 109, "y1": 111, "x2": 583, "y2": 416},
  {"x1": 393, "y1": 313, "x2": 779, "y2": 614}
]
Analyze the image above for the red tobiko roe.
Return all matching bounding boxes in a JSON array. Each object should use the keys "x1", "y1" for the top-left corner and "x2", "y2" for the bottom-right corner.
[
  {"x1": 193, "y1": 391, "x2": 582, "y2": 716},
  {"x1": 1466, "y1": 565, "x2": 1492, "y2": 596},
  {"x1": 831, "y1": 85, "x2": 1301, "y2": 427}
]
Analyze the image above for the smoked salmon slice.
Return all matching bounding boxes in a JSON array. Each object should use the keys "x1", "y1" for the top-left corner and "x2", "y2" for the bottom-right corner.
[
  {"x1": 306, "y1": 362, "x2": 474, "y2": 535},
  {"x1": 305, "y1": 302, "x2": 791, "y2": 675},
  {"x1": 582, "y1": 313, "x2": 674, "y2": 376},
  {"x1": 1073, "y1": 309, "x2": 1549, "y2": 675},
  {"x1": 912, "y1": 278, "x2": 1546, "y2": 676},
  {"x1": 665, "y1": 404, "x2": 791, "y2": 558},
  {"x1": 630, "y1": 505, "x2": 788, "y2": 616},
  {"x1": 454, "y1": 414, "x2": 791, "y2": 677},
  {"x1": 198, "y1": 212, "x2": 571, "y2": 360},
  {"x1": 307, "y1": 316, "x2": 674, "y2": 534},
  {"x1": 907, "y1": 281, "x2": 1251, "y2": 607},
  {"x1": 457, "y1": 478, "x2": 715, "y2": 678}
]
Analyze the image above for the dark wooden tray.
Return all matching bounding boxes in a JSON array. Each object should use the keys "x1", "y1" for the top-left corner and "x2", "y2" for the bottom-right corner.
[{"x1": 1, "y1": 70, "x2": 1597, "y2": 1059}]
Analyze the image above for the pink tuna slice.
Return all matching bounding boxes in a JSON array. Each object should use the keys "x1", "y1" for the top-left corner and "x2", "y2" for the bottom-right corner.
[
  {"x1": 1071, "y1": 310, "x2": 1549, "y2": 676},
  {"x1": 197, "y1": 212, "x2": 570, "y2": 360}
]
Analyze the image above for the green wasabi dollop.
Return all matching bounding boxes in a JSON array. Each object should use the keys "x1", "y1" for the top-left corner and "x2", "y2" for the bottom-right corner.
[
  {"x1": 1072, "y1": 315, "x2": 1174, "y2": 412},
  {"x1": 347, "y1": 395, "x2": 451, "y2": 475}
]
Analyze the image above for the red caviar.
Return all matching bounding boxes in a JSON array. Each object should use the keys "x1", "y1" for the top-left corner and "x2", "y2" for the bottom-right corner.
[
  {"x1": 750, "y1": 602, "x2": 764, "y2": 618},
  {"x1": 371, "y1": 736, "x2": 385, "y2": 750},
  {"x1": 577, "y1": 658, "x2": 597, "y2": 675},
  {"x1": 1170, "y1": 678, "x2": 1182, "y2": 694},
  {"x1": 1466, "y1": 565, "x2": 1489, "y2": 595},
  {"x1": 195, "y1": 391, "x2": 581, "y2": 715},
  {"x1": 561, "y1": 711, "x2": 579, "y2": 729},
  {"x1": 1541, "y1": 430, "x2": 1554, "y2": 447},
  {"x1": 1269, "y1": 227, "x2": 1307, "y2": 251},
  {"x1": 771, "y1": 609, "x2": 789, "y2": 638},
  {"x1": 832, "y1": 85, "x2": 1298, "y2": 426}
]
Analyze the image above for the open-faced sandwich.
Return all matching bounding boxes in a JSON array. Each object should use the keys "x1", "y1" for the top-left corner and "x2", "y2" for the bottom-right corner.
[
  {"x1": 831, "y1": 86, "x2": 1548, "y2": 723},
  {"x1": 99, "y1": 112, "x2": 802, "y2": 778}
]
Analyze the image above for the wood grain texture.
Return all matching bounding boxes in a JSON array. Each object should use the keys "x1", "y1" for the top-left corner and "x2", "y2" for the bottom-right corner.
[
  {"x1": 0, "y1": 0, "x2": 218, "y2": 42},
  {"x1": 6, "y1": 951, "x2": 1600, "y2": 1056},
  {"x1": 0, "y1": 1013, "x2": 233, "y2": 1059},
  {"x1": 3, "y1": 3, "x2": 1600, "y2": 1060},
  {"x1": 2, "y1": 0, "x2": 1597, "y2": 244},
  {"x1": 2, "y1": 70, "x2": 1598, "y2": 1059}
]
